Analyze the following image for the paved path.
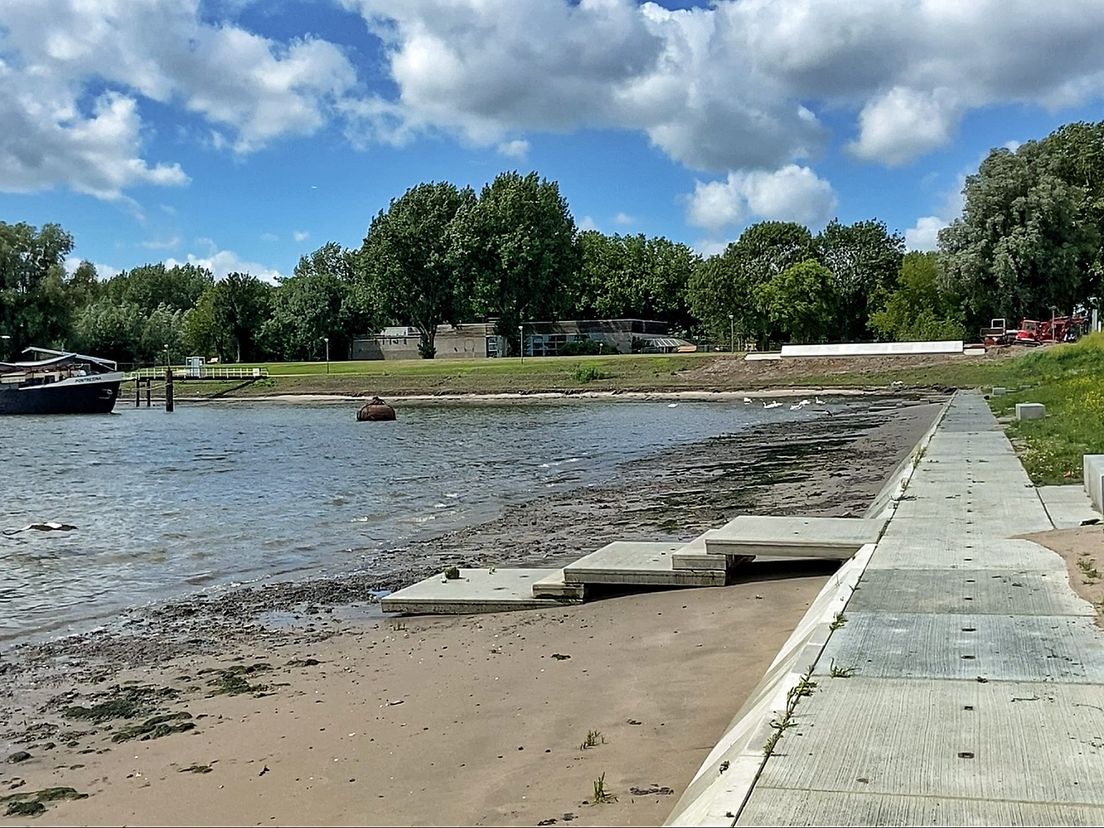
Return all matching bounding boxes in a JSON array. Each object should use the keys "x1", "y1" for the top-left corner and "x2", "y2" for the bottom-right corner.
[{"x1": 737, "y1": 392, "x2": 1104, "y2": 826}]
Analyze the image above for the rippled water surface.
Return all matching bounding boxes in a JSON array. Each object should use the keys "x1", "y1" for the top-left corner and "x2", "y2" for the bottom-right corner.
[{"x1": 1, "y1": 399, "x2": 810, "y2": 642}]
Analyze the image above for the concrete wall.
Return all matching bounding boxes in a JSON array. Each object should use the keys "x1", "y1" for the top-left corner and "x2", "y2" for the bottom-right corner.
[{"x1": 780, "y1": 341, "x2": 964, "y2": 358}]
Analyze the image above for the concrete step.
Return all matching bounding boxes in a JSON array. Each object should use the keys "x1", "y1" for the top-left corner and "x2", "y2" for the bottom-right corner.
[
  {"x1": 703, "y1": 515, "x2": 885, "y2": 560},
  {"x1": 563, "y1": 541, "x2": 726, "y2": 587},
  {"x1": 531, "y1": 570, "x2": 586, "y2": 600},
  {"x1": 381, "y1": 568, "x2": 579, "y2": 615},
  {"x1": 670, "y1": 535, "x2": 753, "y2": 571}
]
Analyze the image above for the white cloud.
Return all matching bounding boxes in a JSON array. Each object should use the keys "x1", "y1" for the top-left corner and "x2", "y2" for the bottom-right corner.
[
  {"x1": 613, "y1": 212, "x2": 633, "y2": 226},
  {"x1": 692, "y1": 238, "x2": 732, "y2": 258},
  {"x1": 341, "y1": 0, "x2": 1104, "y2": 169},
  {"x1": 293, "y1": 230, "x2": 310, "y2": 242},
  {"x1": 848, "y1": 87, "x2": 960, "y2": 166},
  {"x1": 904, "y1": 216, "x2": 945, "y2": 251},
  {"x1": 578, "y1": 215, "x2": 599, "y2": 232},
  {"x1": 165, "y1": 246, "x2": 282, "y2": 283},
  {"x1": 141, "y1": 236, "x2": 181, "y2": 250},
  {"x1": 685, "y1": 165, "x2": 838, "y2": 232},
  {"x1": 64, "y1": 256, "x2": 121, "y2": 280},
  {"x1": 0, "y1": 0, "x2": 358, "y2": 197},
  {"x1": 496, "y1": 139, "x2": 529, "y2": 159},
  {"x1": 260, "y1": 232, "x2": 279, "y2": 242}
]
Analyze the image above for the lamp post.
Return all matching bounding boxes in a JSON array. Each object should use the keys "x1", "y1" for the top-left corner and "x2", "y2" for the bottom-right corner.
[
  {"x1": 1050, "y1": 307, "x2": 1057, "y2": 343},
  {"x1": 728, "y1": 313, "x2": 734, "y2": 353},
  {"x1": 324, "y1": 337, "x2": 330, "y2": 374},
  {"x1": 518, "y1": 325, "x2": 524, "y2": 363},
  {"x1": 163, "y1": 344, "x2": 170, "y2": 367}
]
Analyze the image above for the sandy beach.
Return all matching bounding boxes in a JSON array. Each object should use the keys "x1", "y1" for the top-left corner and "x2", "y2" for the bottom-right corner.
[{"x1": 1, "y1": 397, "x2": 942, "y2": 826}]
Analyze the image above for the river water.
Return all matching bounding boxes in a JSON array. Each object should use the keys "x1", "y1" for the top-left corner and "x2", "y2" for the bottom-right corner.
[{"x1": 0, "y1": 399, "x2": 824, "y2": 644}]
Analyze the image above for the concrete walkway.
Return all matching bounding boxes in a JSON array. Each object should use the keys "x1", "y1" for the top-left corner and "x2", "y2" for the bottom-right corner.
[{"x1": 733, "y1": 392, "x2": 1104, "y2": 825}]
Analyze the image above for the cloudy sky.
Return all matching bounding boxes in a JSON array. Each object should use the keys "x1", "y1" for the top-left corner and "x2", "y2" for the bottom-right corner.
[{"x1": 2, "y1": 0, "x2": 1103, "y2": 281}]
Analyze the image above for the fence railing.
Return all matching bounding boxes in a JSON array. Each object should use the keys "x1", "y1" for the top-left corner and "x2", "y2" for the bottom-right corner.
[{"x1": 125, "y1": 366, "x2": 270, "y2": 381}]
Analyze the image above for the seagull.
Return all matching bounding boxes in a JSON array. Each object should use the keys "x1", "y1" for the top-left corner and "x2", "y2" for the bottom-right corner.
[
  {"x1": 763, "y1": 401, "x2": 782, "y2": 409},
  {"x1": 743, "y1": 397, "x2": 752, "y2": 405},
  {"x1": 3, "y1": 522, "x2": 77, "y2": 536}
]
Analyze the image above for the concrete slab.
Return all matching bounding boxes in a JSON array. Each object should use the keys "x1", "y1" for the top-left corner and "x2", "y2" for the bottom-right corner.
[
  {"x1": 739, "y1": 791, "x2": 1104, "y2": 827},
  {"x1": 531, "y1": 570, "x2": 586, "y2": 600},
  {"x1": 381, "y1": 568, "x2": 575, "y2": 614},
  {"x1": 744, "y1": 678, "x2": 1104, "y2": 812},
  {"x1": 563, "y1": 541, "x2": 726, "y2": 586},
  {"x1": 704, "y1": 516, "x2": 885, "y2": 560},
  {"x1": 1038, "y1": 485, "x2": 1102, "y2": 529},
  {"x1": 867, "y1": 533, "x2": 1063, "y2": 572},
  {"x1": 817, "y1": 612, "x2": 1104, "y2": 682},
  {"x1": 848, "y1": 569, "x2": 1092, "y2": 617}
]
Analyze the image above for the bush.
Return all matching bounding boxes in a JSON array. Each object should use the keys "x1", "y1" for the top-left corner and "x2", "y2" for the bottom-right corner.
[
  {"x1": 559, "y1": 338, "x2": 613, "y2": 356},
  {"x1": 573, "y1": 364, "x2": 611, "y2": 383}
]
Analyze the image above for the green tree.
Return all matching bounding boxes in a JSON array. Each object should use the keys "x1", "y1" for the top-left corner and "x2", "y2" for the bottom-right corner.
[
  {"x1": 756, "y1": 259, "x2": 837, "y2": 343},
  {"x1": 573, "y1": 232, "x2": 697, "y2": 328},
  {"x1": 182, "y1": 288, "x2": 232, "y2": 361},
  {"x1": 139, "y1": 304, "x2": 186, "y2": 364},
  {"x1": 870, "y1": 252, "x2": 966, "y2": 342},
  {"x1": 451, "y1": 171, "x2": 579, "y2": 353},
  {"x1": 211, "y1": 272, "x2": 272, "y2": 362},
  {"x1": 816, "y1": 219, "x2": 904, "y2": 340},
  {"x1": 357, "y1": 183, "x2": 473, "y2": 358},
  {"x1": 267, "y1": 242, "x2": 369, "y2": 360},
  {"x1": 71, "y1": 300, "x2": 145, "y2": 364},
  {"x1": 688, "y1": 221, "x2": 814, "y2": 348},
  {"x1": 940, "y1": 127, "x2": 1104, "y2": 327},
  {"x1": 0, "y1": 221, "x2": 75, "y2": 354},
  {"x1": 104, "y1": 263, "x2": 213, "y2": 313}
]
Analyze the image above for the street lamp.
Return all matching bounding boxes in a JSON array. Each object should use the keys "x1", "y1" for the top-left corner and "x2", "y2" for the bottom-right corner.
[
  {"x1": 324, "y1": 337, "x2": 330, "y2": 373},
  {"x1": 728, "y1": 313, "x2": 734, "y2": 353},
  {"x1": 518, "y1": 325, "x2": 525, "y2": 362},
  {"x1": 163, "y1": 344, "x2": 170, "y2": 367}
]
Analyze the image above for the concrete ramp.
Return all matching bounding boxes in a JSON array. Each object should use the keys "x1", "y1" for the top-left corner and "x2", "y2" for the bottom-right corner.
[
  {"x1": 380, "y1": 568, "x2": 579, "y2": 615},
  {"x1": 703, "y1": 516, "x2": 886, "y2": 560},
  {"x1": 563, "y1": 541, "x2": 726, "y2": 587}
]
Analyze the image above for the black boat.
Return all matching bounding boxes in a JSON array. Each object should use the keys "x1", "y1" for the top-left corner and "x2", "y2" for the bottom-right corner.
[{"x1": 0, "y1": 347, "x2": 124, "y2": 415}]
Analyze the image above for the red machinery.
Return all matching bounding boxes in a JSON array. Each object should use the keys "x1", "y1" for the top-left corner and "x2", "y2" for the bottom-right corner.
[{"x1": 981, "y1": 315, "x2": 1088, "y2": 347}]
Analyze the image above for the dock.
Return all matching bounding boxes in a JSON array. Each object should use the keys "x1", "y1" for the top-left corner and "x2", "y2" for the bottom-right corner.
[{"x1": 666, "y1": 391, "x2": 1104, "y2": 826}]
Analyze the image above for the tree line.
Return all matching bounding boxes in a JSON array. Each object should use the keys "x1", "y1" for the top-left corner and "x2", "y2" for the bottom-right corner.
[{"x1": 3, "y1": 121, "x2": 1102, "y2": 366}]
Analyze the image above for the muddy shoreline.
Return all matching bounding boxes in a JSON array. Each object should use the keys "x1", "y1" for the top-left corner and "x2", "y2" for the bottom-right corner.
[{"x1": 0, "y1": 394, "x2": 943, "y2": 823}]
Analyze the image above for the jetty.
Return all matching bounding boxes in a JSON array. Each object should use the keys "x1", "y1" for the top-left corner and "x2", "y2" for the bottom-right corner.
[{"x1": 667, "y1": 392, "x2": 1104, "y2": 826}]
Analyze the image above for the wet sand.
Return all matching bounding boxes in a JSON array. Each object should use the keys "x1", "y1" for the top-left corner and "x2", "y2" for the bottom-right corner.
[{"x1": 0, "y1": 397, "x2": 942, "y2": 825}]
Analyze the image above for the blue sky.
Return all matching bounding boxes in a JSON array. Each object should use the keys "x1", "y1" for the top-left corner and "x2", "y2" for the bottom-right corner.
[{"x1": 1, "y1": 0, "x2": 1102, "y2": 281}]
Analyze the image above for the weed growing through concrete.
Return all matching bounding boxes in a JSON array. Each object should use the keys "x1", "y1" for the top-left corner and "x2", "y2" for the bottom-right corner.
[
  {"x1": 580, "y1": 729, "x2": 605, "y2": 750},
  {"x1": 829, "y1": 612, "x2": 847, "y2": 631},
  {"x1": 829, "y1": 659, "x2": 856, "y2": 678},
  {"x1": 787, "y1": 671, "x2": 818, "y2": 704}
]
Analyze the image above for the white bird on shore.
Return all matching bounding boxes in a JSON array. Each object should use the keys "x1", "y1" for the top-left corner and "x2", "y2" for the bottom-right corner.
[
  {"x1": 789, "y1": 403, "x2": 803, "y2": 411},
  {"x1": 799, "y1": 399, "x2": 811, "y2": 406},
  {"x1": 815, "y1": 396, "x2": 825, "y2": 404},
  {"x1": 743, "y1": 397, "x2": 752, "y2": 404},
  {"x1": 763, "y1": 401, "x2": 782, "y2": 409}
]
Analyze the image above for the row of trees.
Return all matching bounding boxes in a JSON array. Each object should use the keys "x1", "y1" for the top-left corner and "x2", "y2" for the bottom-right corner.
[{"x1": 3, "y1": 120, "x2": 1101, "y2": 365}]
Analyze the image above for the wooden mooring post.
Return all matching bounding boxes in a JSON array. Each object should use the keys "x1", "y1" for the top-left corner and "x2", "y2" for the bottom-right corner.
[{"x1": 165, "y1": 367, "x2": 174, "y2": 413}]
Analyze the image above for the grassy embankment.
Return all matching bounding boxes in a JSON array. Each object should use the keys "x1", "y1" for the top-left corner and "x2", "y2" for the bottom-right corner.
[{"x1": 132, "y1": 336, "x2": 1104, "y2": 484}]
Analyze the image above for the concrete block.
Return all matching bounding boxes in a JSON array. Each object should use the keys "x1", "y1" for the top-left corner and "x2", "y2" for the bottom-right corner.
[
  {"x1": 381, "y1": 569, "x2": 575, "y2": 614},
  {"x1": 990, "y1": 386, "x2": 1006, "y2": 396},
  {"x1": 1015, "y1": 402, "x2": 1046, "y2": 420},
  {"x1": 563, "y1": 541, "x2": 725, "y2": 586},
  {"x1": 1083, "y1": 455, "x2": 1104, "y2": 513}
]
